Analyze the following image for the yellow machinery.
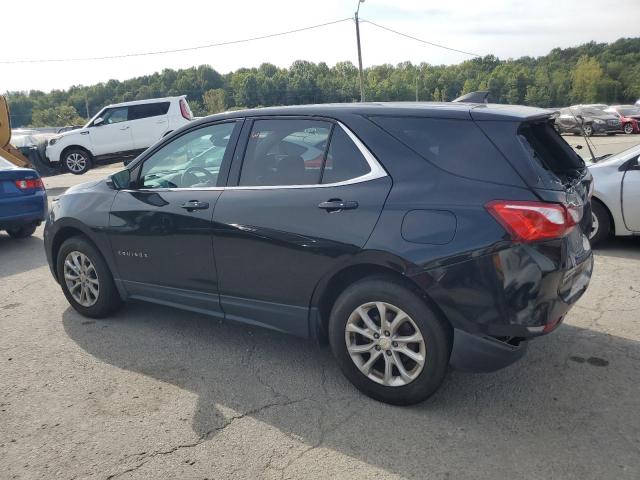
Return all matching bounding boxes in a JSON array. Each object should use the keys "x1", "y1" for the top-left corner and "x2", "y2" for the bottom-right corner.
[{"x1": 0, "y1": 95, "x2": 33, "y2": 168}]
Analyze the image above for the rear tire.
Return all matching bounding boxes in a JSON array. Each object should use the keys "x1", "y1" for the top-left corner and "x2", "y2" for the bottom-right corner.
[
  {"x1": 56, "y1": 236, "x2": 122, "y2": 318},
  {"x1": 624, "y1": 123, "x2": 634, "y2": 134},
  {"x1": 62, "y1": 148, "x2": 92, "y2": 175},
  {"x1": 589, "y1": 200, "x2": 611, "y2": 246},
  {"x1": 329, "y1": 277, "x2": 451, "y2": 405},
  {"x1": 6, "y1": 224, "x2": 37, "y2": 238}
]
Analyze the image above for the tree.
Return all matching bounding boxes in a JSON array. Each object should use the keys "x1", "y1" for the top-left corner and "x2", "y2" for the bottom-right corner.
[
  {"x1": 571, "y1": 55, "x2": 603, "y2": 103},
  {"x1": 202, "y1": 89, "x2": 227, "y2": 114},
  {"x1": 30, "y1": 105, "x2": 85, "y2": 127}
]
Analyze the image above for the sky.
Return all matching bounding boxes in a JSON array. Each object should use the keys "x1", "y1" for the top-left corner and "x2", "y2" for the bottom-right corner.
[{"x1": 2, "y1": 0, "x2": 639, "y2": 93}]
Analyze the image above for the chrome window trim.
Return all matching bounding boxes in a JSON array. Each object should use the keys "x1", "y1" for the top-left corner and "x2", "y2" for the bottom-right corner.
[{"x1": 129, "y1": 121, "x2": 387, "y2": 193}]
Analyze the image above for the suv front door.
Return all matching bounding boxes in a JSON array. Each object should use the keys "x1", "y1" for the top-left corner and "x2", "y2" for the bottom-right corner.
[
  {"x1": 211, "y1": 117, "x2": 391, "y2": 336},
  {"x1": 90, "y1": 106, "x2": 134, "y2": 156},
  {"x1": 107, "y1": 120, "x2": 242, "y2": 314}
]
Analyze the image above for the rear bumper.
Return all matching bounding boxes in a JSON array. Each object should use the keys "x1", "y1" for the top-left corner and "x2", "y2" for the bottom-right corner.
[
  {"x1": 450, "y1": 328, "x2": 528, "y2": 372},
  {"x1": 411, "y1": 229, "x2": 593, "y2": 371},
  {"x1": 0, "y1": 191, "x2": 47, "y2": 229}
]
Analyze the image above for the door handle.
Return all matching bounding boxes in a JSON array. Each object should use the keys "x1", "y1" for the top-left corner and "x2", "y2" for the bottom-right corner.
[
  {"x1": 120, "y1": 126, "x2": 130, "y2": 130},
  {"x1": 80, "y1": 131, "x2": 89, "y2": 135},
  {"x1": 180, "y1": 200, "x2": 210, "y2": 211},
  {"x1": 318, "y1": 199, "x2": 358, "y2": 212}
]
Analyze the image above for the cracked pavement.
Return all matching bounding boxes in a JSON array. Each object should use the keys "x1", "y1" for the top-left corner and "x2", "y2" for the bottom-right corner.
[{"x1": 1, "y1": 165, "x2": 640, "y2": 479}]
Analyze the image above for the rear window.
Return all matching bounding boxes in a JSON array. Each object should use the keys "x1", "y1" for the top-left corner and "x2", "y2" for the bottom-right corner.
[
  {"x1": 129, "y1": 102, "x2": 170, "y2": 120},
  {"x1": 518, "y1": 121, "x2": 584, "y2": 176},
  {"x1": 370, "y1": 116, "x2": 520, "y2": 184}
]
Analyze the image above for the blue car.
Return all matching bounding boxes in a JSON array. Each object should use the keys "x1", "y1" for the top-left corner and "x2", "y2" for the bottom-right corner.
[{"x1": 0, "y1": 155, "x2": 47, "y2": 238}]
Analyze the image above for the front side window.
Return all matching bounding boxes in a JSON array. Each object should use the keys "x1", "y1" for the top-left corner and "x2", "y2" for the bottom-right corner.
[
  {"x1": 239, "y1": 119, "x2": 331, "y2": 186},
  {"x1": 102, "y1": 107, "x2": 128, "y2": 125},
  {"x1": 140, "y1": 122, "x2": 237, "y2": 189}
]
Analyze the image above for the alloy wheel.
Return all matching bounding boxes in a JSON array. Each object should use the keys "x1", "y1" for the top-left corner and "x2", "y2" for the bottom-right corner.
[
  {"x1": 65, "y1": 153, "x2": 87, "y2": 173},
  {"x1": 624, "y1": 123, "x2": 633, "y2": 134},
  {"x1": 345, "y1": 301, "x2": 426, "y2": 387},
  {"x1": 63, "y1": 251, "x2": 100, "y2": 307}
]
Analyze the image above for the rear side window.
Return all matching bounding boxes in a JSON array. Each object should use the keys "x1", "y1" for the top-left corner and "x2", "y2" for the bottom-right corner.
[
  {"x1": 371, "y1": 116, "x2": 518, "y2": 184},
  {"x1": 128, "y1": 102, "x2": 170, "y2": 121},
  {"x1": 239, "y1": 119, "x2": 331, "y2": 186},
  {"x1": 321, "y1": 127, "x2": 370, "y2": 184}
]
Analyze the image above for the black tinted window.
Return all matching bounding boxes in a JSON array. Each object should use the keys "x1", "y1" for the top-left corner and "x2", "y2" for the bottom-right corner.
[
  {"x1": 239, "y1": 119, "x2": 330, "y2": 186},
  {"x1": 371, "y1": 116, "x2": 516, "y2": 183},
  {"x1": 129, "y1": 102, "x2": 170, "y2": 120},
  {"x1": 322, "y1": 127, "x2": 370, "y2": 184}
]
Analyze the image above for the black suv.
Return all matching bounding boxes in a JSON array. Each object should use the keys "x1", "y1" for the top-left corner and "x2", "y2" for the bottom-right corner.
[{"x1": 44, "y1": 103, "x2": 593, "y2": 405}]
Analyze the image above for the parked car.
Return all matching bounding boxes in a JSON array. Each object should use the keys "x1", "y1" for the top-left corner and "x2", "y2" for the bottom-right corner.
[
  {"x1": 587, "y1": 144, "x2": 640, "y2": 245},
  {"x1": 44, "y1": 102, "x2": 593, "y2": 405},
  {"x1": 0, "y1": 154, "x2": 47, "y2": 238},
  {"x1": 45, "y1": 96, "x2": 193, "y2": 175},
  {"x1": 555, "y1": 105, "x2": 622, "y2": 136},
  {"x1": 604, "y1": 105, "x2": 640, "y2": 134}
]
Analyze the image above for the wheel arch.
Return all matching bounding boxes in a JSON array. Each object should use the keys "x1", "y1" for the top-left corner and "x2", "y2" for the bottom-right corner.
[
  {"x1": 310, "y1": 260, "x2": 453, "y2": 344},
  {"x1": 60, "y1": 144, "x2": 94, "y2": 161},
  {"x1": 50, "y1": 223, "x2": 100, "y2": 282},
  {"x1": 591, "y1": 195, "x2": 615, "y2": 235}
]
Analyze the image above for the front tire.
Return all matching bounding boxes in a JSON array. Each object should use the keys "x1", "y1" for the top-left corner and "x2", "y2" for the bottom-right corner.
[
  {"x1": 63, "y1": 148, "x2": 92, "y2": 175},
  {"x1": 329, "y1": 278, "x2": 451, "y2": 405},
  {"x1": 589, "y1": 200, "x2": 611, "y2": 246},
  {"x1": 56, "y1": 236, "x2": 121, "y2": 317},
  {"x1": 6, "y1": 224, "x2": 37, "y2": 238},
  {"x1": 582, "y1": 124, "x2": 593, "y2": 137},
  {"x1": 624, "y1": 123, "x2": 634, "y2": 135}
]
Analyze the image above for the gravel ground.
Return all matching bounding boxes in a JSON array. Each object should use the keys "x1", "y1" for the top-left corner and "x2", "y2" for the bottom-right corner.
[{"x1": 1, "y1": 135, "x2": 639, "y2": 480}]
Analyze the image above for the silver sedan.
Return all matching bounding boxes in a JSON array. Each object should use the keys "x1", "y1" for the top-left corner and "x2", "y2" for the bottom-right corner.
[{"x1": 588, "y1": 144, "x2": 640, "y2": 245}]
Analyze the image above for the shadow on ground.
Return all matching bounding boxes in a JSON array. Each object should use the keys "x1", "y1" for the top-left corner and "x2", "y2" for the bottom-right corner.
[
  {"x1": 592, "y1": 236, "x2": 640, "y2": 260},
  {"x1": 0, "y1": 232, "x2": 46, "y2": 278},
  {"x1": 62, "y1": 300, "x2": 640, "y2": 479}
]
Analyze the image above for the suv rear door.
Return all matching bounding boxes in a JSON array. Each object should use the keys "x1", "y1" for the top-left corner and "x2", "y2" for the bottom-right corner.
[
  {"x1": 211, "y1": 117, "x2": 391, "y2": 336},
  {"x1": 90, "y1": 106, "x2": 134, "y2": 155},
  {"x1": 128, "y1": 102, "x2": 171, "y2": 150}
]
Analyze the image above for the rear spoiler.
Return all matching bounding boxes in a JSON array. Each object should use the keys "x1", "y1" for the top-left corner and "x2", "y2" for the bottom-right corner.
[{"x1": 453, "y1": 91, "x2": 490, "y2": 104}]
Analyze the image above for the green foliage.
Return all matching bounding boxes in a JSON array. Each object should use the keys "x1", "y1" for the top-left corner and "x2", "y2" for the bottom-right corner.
[
  {"x1": 6, "y1": 38, "x2": 640, "y2": 127},
  {"x1": 30, "y1": 105, "x2": 86, "y2": 127}
]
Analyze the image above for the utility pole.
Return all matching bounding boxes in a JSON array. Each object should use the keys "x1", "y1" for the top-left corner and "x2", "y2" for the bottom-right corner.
[
  {"x1": 415, "y1": 73, "x2": 419, "y2": 102},
  {"x1": 355, "y1": 0, "x2": 365, "y2": 102}
]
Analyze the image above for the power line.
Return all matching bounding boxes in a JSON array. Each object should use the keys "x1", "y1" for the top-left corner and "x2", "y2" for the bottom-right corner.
[
  {"x1": 360, "y1": 19, "x2": 482, "y2": 58},
  {"x1": 0, "y1": 18, "x2": 352, "y2": 64}
]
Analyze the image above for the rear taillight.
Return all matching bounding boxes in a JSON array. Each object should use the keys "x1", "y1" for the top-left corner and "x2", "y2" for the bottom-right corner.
[
  {"x1": 179, "y1": 98, "x2": 192, "y2": 120},
  {"x1": 486, "y1": 200, "x2": 577, "y2": 242},
  {"x1": 14, "y1": 178, "x2": 44, "y2": 190}
]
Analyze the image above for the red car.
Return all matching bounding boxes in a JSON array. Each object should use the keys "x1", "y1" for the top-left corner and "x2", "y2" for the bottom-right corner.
[{"x1": 605, "y1": 105, "x2": 640, "y2": 134}]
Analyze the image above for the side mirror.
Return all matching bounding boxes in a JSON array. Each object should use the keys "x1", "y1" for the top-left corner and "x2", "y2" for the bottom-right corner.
[
  {"x1": 575, "y1": 145, "x2": 583, "y2": 150},
  {"x1": 93, "y1": 117, "x2": 104, "y2": 127},
  {"x1": 576, "y1": 114, "x2": 584, "y2": 123},
  {"x1": 107, "y1": 169, "x2": 131, "y2": 189}
]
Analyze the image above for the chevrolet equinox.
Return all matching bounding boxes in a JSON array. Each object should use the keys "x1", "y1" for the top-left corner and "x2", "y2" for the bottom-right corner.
[{"x1": 44, "y1": 103, "x2": 594, "y2": 405}]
